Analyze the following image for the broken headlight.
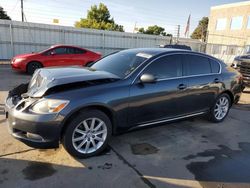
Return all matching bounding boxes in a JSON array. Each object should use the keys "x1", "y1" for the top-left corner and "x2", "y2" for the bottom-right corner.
[{"x1": 30, "y1": 99, "x2": 69, "y2": 114}]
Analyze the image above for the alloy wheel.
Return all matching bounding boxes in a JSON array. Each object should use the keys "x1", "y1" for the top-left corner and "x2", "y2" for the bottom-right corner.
[
  {"x1": 72, "y1": 118, "x2": 107, "y2": 154},
  {"x1": 214, "y1": 96, "x2": 229, "y2": 120}
]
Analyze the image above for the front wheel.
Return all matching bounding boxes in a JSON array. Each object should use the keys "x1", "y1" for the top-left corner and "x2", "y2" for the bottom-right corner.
[
  {"x1": 62, "y1": 110, "x2": 112, "y2": 158},
  {"x1": 208, "y1": 93, "x2": 231, "y2": 123},
  {"x1": 27, "y1": 62, "x2": 42, "y2": 75}
]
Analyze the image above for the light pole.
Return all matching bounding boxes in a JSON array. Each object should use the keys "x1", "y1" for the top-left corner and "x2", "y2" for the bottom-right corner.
[{"x1": 21, "y1": 0, "x2": 24, "y2": 22}]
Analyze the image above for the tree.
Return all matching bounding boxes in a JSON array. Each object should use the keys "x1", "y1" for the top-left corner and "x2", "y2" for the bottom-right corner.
[
  {"x1": 75, "y1": 3, "x2": 124, "y2": 32},
  {"x1": 191, "y1": 17, "x2": 209, "y2": 42},
  {"x1": 138, "y1": 25, "x2": 167, "y2": 36},
  {"x1": 0, "y1": 6, "x2": 11, "y2": 20}
]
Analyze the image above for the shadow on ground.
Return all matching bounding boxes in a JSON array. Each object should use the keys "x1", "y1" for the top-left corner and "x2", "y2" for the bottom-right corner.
[{"x1": 183, "y1": 142, "x2": 250, "y2": 187}]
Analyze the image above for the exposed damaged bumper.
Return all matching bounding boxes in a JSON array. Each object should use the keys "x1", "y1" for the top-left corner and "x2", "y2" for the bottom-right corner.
[{"x1": 5, "y1": 84, "x2": 63, "y2": 149}]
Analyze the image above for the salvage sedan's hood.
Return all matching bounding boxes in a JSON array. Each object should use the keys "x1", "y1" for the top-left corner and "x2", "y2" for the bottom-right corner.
[{"x1": 27, "y1": 67, "x2": 120, "y2": 97}]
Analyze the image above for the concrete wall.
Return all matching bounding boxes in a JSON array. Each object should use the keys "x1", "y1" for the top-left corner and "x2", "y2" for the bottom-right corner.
[{"x1": 0, "y1": 20, "x2": 203, "y2": 60}]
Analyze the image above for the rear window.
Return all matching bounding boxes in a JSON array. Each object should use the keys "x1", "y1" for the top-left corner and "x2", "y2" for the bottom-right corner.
[{"x1": 184, "y1": 54, "x2": 211, "y2": 76}]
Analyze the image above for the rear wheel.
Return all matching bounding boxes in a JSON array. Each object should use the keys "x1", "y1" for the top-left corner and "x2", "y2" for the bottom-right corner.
[
  {"x1": 208, "y1": 93, "x2": 231, "y2": 122},
  {"x1": 62, "y1": 110, "x2": 112, "y2": 158},
  {"x1": 27, "y1": 62, "x2": 42, "y2": 75}
]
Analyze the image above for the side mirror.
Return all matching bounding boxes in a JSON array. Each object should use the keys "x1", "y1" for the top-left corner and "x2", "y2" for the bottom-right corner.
[
  {"x1": 140, "y1": 74, "x2": 156, "y2": 83},
  {"x1": 50, "y1": 51, "x2": 56, "y2": 55}
]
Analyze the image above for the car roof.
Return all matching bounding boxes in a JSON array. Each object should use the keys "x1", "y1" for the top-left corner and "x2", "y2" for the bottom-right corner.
[
  {"x1": 120, "y1": 47, "x2": 202, "y2": 57},
  {"x1": 163, "y1": 44, "x2": 192, "y2": 50},
  {"x1": 120, "y1": 48, "x2": 222, "y2": 63},
  {"x1": 121, "y1": 48, "x2": 186, "y2": 56},
  {"x1": 50, "y1": 44, "x2": 85, "y2": 49}
]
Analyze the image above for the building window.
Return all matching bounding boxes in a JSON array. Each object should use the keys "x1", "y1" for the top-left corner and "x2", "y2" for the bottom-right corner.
[
  {"x1": 216, "y1": 18, "x2": 227, "y2": 30},
  {"x1": 230, "y1": 16, "x2": 243, "y2": 30},
  {"x1": 247, "y1": 16, "x2": 250, "y2": 29}
]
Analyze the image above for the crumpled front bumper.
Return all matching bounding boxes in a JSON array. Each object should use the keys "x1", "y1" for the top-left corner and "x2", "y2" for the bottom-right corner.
[{"x1": 5, "y1": 96, "x2": 64, "y2": 149}]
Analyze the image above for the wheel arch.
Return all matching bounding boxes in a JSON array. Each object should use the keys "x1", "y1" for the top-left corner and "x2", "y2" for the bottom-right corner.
[
  {"x1": 60, "y1": 104, "x2": 116, "y2": 139},
  {"x1": 219, "y1": 90, "x2": 234, "y2": 106}
]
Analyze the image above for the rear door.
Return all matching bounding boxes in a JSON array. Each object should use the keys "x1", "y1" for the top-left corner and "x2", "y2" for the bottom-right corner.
[
  {"x1": 182, "y1": 54, "x2": 222, "y2": 114},
  {"x1": 66, "y1": 47, "x2": 87, "y2": 66}
]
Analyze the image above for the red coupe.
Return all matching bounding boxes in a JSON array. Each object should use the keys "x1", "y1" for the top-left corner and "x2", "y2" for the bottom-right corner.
[{"x1": 11, "y1": 45, "x2": 102, "y2": 74}]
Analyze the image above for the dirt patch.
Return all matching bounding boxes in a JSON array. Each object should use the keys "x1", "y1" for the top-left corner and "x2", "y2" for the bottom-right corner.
[
  {"x1": 38, "y1": 148, "x2": 61, "y2": 156},
  {"x1": 22, "y1": 161, "x2": 56, "y2": 180},
  {"x1": 130, "y1": 143, "x2": 159, "y2": 155},
  {"x1": 97, "y1": 163, "x2": 112, "y2": 170}
]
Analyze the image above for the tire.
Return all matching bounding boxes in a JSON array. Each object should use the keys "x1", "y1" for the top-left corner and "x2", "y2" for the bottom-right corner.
[
  {"x1": 208, "y1": 93, "x2": 231, "y2": 123},
  {"x1": 27, "y1": 62, "x2": 42, "y2": 75},
  {"x1": 62, "y1": 109, "x2": 112, "y2": 158}
]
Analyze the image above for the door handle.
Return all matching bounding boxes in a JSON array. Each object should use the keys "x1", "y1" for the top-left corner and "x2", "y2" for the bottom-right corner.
[
  {"x1": 178, "y1": 84, "x2": 187, "y2": 90},
  {"x1": 214, "y1": 78, "x2": 220, "y2": 83}
]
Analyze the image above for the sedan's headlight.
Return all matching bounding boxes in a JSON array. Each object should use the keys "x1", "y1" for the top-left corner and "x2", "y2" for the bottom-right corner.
[
  {"x1": 14, "y1": 58, "x2": 26, "y2": 63},
  {"x1": 30, "y1": 99, "x2": 69, "y2": 114},
  {"x1": 232, "y1": 60, "x2": 241, "y2": 68}
]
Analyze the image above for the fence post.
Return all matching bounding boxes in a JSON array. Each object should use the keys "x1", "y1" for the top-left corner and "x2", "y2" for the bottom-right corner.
[
  {"x1": 136, "y1": 35, "x2": 138, "y2": 48},
  {"x1": 102, "y1": 32, "x2": 105, "y2": 55},
  {"x1": 9, "y1": 23, "x2": 14, "y2": 58},
  {"x1": 61, "y1": 29, "x2": 65, "y2": 44}
]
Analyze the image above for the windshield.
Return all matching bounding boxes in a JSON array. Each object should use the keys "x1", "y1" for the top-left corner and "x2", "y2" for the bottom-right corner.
[{"x1": 91, "y1": 51, "x2": 151, "y2": 78}]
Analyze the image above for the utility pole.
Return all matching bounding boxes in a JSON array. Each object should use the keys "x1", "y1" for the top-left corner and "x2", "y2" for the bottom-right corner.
[
  {"x1": 133, "y1": 22, "x2": 137, "y2": 33},
  {"x1": 176, "y1": 25, "x2": 180, "y2": 44},
  {"x1": 21, "y1": 0, "x2": 24, "y2": 22}
]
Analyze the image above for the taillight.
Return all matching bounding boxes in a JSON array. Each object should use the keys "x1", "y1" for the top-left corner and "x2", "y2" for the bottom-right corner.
[{"x1": 236, "y1": 74, "x2": 243, "y2": 83}]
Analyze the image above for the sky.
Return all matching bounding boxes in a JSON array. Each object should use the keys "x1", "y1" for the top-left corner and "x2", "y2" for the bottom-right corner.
[{"x1": 1, "y1": 0, "x2": 245, "y2": 36}]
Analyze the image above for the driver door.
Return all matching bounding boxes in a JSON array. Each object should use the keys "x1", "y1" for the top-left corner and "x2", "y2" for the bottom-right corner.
[
  {"x1": 43, "y1": 47, "x2": 68, "y2": 67},
  {"x1": 128, "y1": 54, "x2": 188, "y2": 126}
]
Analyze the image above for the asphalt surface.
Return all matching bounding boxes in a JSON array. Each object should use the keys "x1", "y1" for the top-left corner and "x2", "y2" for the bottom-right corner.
[{"x1": 0, "y1": 64, "x2": 250, "y2": 188}]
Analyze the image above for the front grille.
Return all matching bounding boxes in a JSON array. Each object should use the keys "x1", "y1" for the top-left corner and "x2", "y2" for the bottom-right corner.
[{"x1": 240, "y1": 62, "x2": 250, "y2": 76}]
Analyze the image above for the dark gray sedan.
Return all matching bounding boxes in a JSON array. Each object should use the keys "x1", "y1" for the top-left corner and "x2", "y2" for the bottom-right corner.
[{"x1": 5, "y1": 48, "x2": 243, "y2": 158}]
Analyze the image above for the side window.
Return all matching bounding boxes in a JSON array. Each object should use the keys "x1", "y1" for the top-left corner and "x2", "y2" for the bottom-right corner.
[
  {"x1": 144, "y1": 55, "x2": 182, "y2": 79},
  {"x1": 67, "y1": 47, "x2": 75, "y2": 54},
  {"x1": 74, "y1": 48, "x2": 85, "y2": 54},
  {"x1": 53, "y1": 47, "x2": 67, "y2": 55},
  {"x1": 210, "y1": 59, "x2": 220, "y2": 73},
  {"x1": 185, "y1": 54, "x2": 211, "y2": 76},
  {"x1": 67, "y1": 47, "x2": 85, "y2": 54}
]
